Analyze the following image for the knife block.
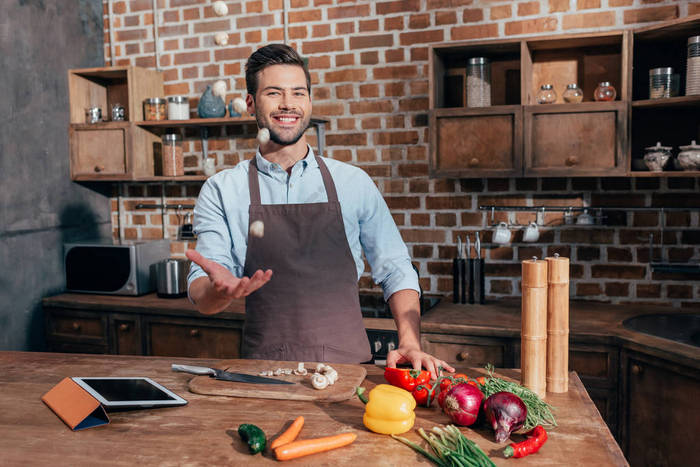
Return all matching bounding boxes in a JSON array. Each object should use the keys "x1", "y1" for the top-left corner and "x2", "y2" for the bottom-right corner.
[{"x1": 41, "y1": 377, "x2": 110, "y2": 431}]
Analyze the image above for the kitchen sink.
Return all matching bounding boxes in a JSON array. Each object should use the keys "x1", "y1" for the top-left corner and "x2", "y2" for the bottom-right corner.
[{"x1": 623, "y1": 313, "x2": 700, "y2": 348}]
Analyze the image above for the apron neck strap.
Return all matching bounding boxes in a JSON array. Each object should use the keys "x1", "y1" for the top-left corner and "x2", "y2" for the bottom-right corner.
[{"x1": 248, "y1": 154, "x2": 340, "y2": 205}]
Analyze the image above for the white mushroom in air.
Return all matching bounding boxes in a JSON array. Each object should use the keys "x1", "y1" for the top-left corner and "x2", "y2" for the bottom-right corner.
[
  {"x1": 212, "y1": 1, "x2": 228, "y2": 16},
  {"x1": 214, "y1": 32, "x2": 228, "y2": 46},
  {"x1": 257, "y1": 127, "x2": 270, "y2": 145},
  {"x1": 212, "y1": 79, "x2": 227, "y2": 99},
  {"x1": 232, "y1": 97, "x2": 247, "y2": 115},
  {"x1": 249, "y1": 220, "x2": 264, "y2": 238}
]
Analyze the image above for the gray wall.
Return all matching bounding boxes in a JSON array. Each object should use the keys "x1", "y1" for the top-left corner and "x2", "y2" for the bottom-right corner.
[{"x1": 0, "y1": 0, "x2": 110, "y2": 350}]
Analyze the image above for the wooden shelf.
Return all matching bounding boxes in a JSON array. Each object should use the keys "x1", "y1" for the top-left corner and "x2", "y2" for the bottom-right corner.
[
  {"x1": 632, "y1": 95, "x2": 700, "y2": 108},
  {"x1": 133, "y1": 175, "x2": 208, "y2": 182},
  {"x1": 136, "y1": 116, "x2": 330, "y2": 135},
  {"x1": 629, "y1": 170, "x2": 700, "y2": 177}
]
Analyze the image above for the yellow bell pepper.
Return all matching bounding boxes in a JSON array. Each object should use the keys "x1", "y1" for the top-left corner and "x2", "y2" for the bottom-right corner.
[{"x1": 360, "y1": 384, "x2": 416, "y2": 435}]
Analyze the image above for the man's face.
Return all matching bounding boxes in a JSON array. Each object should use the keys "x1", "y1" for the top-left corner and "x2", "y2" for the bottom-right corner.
[{"x1": 247, "y1": 64, "x2": 311, "y2": 146}]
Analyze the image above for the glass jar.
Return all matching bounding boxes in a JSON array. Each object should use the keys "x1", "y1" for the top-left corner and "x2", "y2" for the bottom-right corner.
[
  {"x1": 562, "y1": 83, "x2": 583, "y2": 103},
  {"x1": 643, "y1": 142, "x2": 672, "y2": 172},
  {"x1": 167, "y1": 96, "x2": 189, "y2": 120},
  {"x1": 536, "y1": 84, "x2": 557, "y2": 104},
  {"x1": 687, "y1": 35, "x2": 700, "y2": 96},
  {"x1": 143, "y1": 98, "x2": 166, "y2": 121},
  {"x1": 594, "y1": 82, "x2": 616, "y2": 101},
  {"x1": 85, "y1": 107, "x2": 102, "y2": 124},
  {"x1": 161, "y1": 133, "x2": 184, "y2": 176},
  {"x1": 649, "y1": 67, "x2": 679, "y2": 99},
  {"x1": 678, "y1": 140, "x2": 700, "y2": 171},
  {"x1": 466, "y1": 57, "x2": 491, "y2": 108},
  {"x1": 111, "y1": 103, "x2": 125, "y2": 121}
]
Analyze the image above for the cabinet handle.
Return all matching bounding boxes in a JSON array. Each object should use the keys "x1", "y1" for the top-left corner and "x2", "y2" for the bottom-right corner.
[
  {"x1": 457, "y1": 351, "x2": 470, "y2": 361},
  {"x1": 119, "y1": 323, "x2": 130, "y2": 332},
  {"x1": 565, "y1": 156, "x2": 579, "y2": 167},
  {"x1": 631, "y1": 364, "x2": 643, "y2": 375},
  {"x1": 94, "y1": 165, "x2": 105, "y2": 172},
  {"x1": 71, "y1": 322, "x2": 81, "y2": 332},
  {"x1": 189, "y1": 329, "x2": 200, "y2": 337},
  {"x1": 468, "y1": 158, "x2": 479, "y2": 167}
]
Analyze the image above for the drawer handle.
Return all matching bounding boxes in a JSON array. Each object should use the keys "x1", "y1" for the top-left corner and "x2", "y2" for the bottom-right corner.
[
  {"x1": 119, "y1": 323, "x2": 130, "y2": 332},
  {"x1": 457, "y1": 351, "x2": 470, "y2": 361},
  {"x1": 565, "y1": 156, "x2": 579, "y2": 167},
  {"x1": 468, "y1": 158, "x2": 479, "y2": 168},
  {"x1": 94, "y1": 165, "x2": 105, "y2": 172},
  {"x1": 72, "y1": 322, "x2": 81, "y2": 332},
  {"x1": 190, "y1": 329, "x2": 200, "y2": 337},
  {"x1": 631, "y1": 364, "x2": 643, "y2": 375}
]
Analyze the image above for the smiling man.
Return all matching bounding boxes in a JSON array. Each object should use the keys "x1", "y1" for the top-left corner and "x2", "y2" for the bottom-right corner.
[{"x1": 186, "y1": 44, "x2": 453, "y2": 378}]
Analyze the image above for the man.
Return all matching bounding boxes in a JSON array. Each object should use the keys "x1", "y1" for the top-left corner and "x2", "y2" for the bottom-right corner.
[{"x1": 186, "y1": 44, "x2": 453, "y2": 379}]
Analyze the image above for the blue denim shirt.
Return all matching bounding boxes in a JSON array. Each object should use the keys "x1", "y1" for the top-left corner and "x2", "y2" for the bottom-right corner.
[{"x1": 187, "y1": 146, "x2": 419, "y2": 301}]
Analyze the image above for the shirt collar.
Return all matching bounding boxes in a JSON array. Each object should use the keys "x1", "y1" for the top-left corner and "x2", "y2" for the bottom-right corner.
[{"x1": 254, "y1": 144, "x2": 318, "y2": 176}]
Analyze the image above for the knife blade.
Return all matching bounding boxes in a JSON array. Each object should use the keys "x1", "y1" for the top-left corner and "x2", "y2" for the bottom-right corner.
[{"x1": 171, "y1": 364, "x2": 294, "y2": 385}]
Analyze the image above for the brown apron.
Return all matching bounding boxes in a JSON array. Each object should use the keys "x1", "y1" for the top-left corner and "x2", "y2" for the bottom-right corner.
[{"x1": 241, "y1": 156, "x2": 372, "y2": 363}]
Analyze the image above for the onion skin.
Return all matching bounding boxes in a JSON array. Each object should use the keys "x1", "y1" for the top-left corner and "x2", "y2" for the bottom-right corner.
[
  {"x1": 443, "y1": 383, "x2": 484, "y2": 427},
  {"x1": 483, "y1": 392, "x2": 527, "y2": 443}
]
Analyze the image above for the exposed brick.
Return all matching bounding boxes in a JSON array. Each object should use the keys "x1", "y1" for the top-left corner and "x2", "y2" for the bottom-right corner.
[
  {"x1": 591, "y1": 193, "x2": 645, "y2": 206},
  {"x1": 433, "y1": 180, "x2": 454, "y2": 194},
  {"x1": 361, "y1": 117, "x2": 381, "y2": 129},
  {"x1": 288, "y1": 26, "x2": 307, "y2": 39},
  {"x1": 668, "y1": 247, "x2": 695, "y2": 262},
  {"x1": 413, "y1": 245, "x2": 434, "y2": 258},
  {"x1": 427, "y1": 261, "x2": 453, "y2": 275},
  {"x1": 411, "y1": 213, "x2": 431, "y2": 226},
  {"x1": 312, "y1": 24, "x2": 331, "y2": 37},
  {"x1": 451, "y1": 24, "x2": 498, "y2": 40},
  {"x1": 667, "y1": 284, "x2": 693, "y2": 299},
  {"x1": 174, "y1": 51, "x2": 211, "y2": 65},
  {"x1": 491, "y1": 5, "x2": 512, "y2": 20},
  {"x1": 436, "y1": 11, "x2": 457, "y2": 25},
  {"x1": 400, "y1": 29, "x2": 444, "y2": 46},
  {"x1": 193, "y1": 19, "x2": 230, "y2": 33},
  {"x1": 400, "y1": 229, "x2": 447, "y2": 243},
  {"x1": 313, "y1": 102, "x2": 345, "y2": 116},
  {"x1": 409, "y1": 13, "x2": 431, "y2": 29},
  {"x1": 325, "y1": 68, "x2": 366, "y2": 83},
  {"x1": 326, "y1": 133, "x2": 367, "y2": 146},
  {"x1": 349, "y1": 100, "x2": 393, "y2": 114},
  {"x1": 609, "y1": 0, "x2": 633, "y2": 5},
  {"x1": 361, "y1": 52, "x2": 379, "y2": 65},
  {"x1": 289, "y1": 9, "x2": 321, "y2": 23},
  {"x1": 633, "y1": 212, "x2": 659, "y2": 227},
  {"x1": 463, "y1": 9, "x2": 484, "y2": 22},
  {"x1": 385, "y1": 196, "x2": 421, "y2": 210},
  {"x1": 331, "y1": 149, "x2": 352, "y2": 162},
  {"x1": 350, "y1": 34, "x2": 394, "y2": 49},
  {"x1": 426, "y1": 196, "x2": 472, "y2": 210},
  {"x1": 563, "y1": 11, "x2": 615, "y2": 29},
  {"x1": 335, "y1": 21, "x2": 355, "y2": 35},
  {"x1": 623, "y1": 5, "x2": 678, "y2": 24},
  {"x1": 577, "y1": 282, "x2": 602, "y2": 295},
  {"x1": 303, "y1": 38, "x2": 345, "y2": 54},
  {"x1": 635, "y1": 177, "x2": 660, "y2": 190},
  {"x1": 384, "y1": 81, "x2": 406, "y2": 96},
  {"x1": 636, "y1": 283, "x2": 661, "y2": 298},
  {"x1": 377, "y1": 0, "x2": 421, "y2": 15},
  {"x1": 384, "y1": 16, "x2": 404, "y2": 31},
  {"x1": 374, "y1": 65, "x2": 418, "y2": 80},
  {"x1": 577, "y1": 0, "x2": 600, "y2": 9},
  {"x1": 681, "y1": 230, "x2": 700, "y2": 244},
  {"x1": 399, "y1": 97, "x2": 428, "y2": 112},
  {"x1": 213, "y1": 46, "x2": 251, "y2": 61},
  {"x1": 505, "y1": 17, "x2": 557, "y2": 35},
  {"x1": 540, "y1": 178, "x2": 567, "y2": 191},
  {"x1": 335, "y1": 54, "x2": 354, "y2": 67},
  {"x1": 607, "y1": 247, "x2": 633, "y2": 262},
  {"x1": 436, "y1": 213, "x2": 456, "y2": 226},
  {"x1": 409, "y1": 180, "x2": 429, "y2": 193},
  {"x1": 518, "y1": 1, "x2": 540, "y2": 16},
  {"x1": 591, "y1": 265, "x2": 646, "y2": 279},
  {"x1": 359, "y1": 19, "x2": 379, "y2": 32},
  {"x1": 237, "y1": 14, "x2": 275, "y2": 28},
  {"x1": 620, "y1": 229, "x2": 676, "y2": 245},
  {"x1": 328, "y1": 4, "x2": 371, "y2": 19},
  {"x1": 358, "y1": 83, "x2": 379, "y2": 97},
  {"x1": 485, "y1": 263, "x2": 521, "y2": 277},
  {"x1": 690, "y1": 3, "x2": 700, "y2": 15},
  {"x1": 561, "y1": 229, "x2": 614, "y2": 243},
  {"x1": 489, "y1": 247, "x2": 514, "y2": 260},
  {"x1": 363, "y1": 165, "x2": 392, "y2": 177},
  {"x1": 398, "y1": 163, "x2": 429, "y2": 177},
  {"x1": 426, "y1": 0, "x2": 474, "y2": 8},
  {"x1": 116, "y1": 28, "x2": 147, "y2": 41},
  {"x1": 518, "y1": 246, "x2": 544, "y2": 261},
  {"x1": 605, "y1": 282, "x2": 629, "y2": 297},
  {"x1": 667, "y1": 177, "x2": 696, "y2": 189},
  {"x1": 652, "y1": 192, "x2": 700, "y2": 207}
]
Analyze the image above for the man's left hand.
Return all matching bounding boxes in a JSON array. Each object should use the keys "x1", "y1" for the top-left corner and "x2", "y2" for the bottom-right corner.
[{"x1": 386, "y1": 347, "x2": 455, "y2": 381}]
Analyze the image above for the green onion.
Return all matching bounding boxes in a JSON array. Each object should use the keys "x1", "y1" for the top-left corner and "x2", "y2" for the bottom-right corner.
[{"x1": 392, "y1": 425, "x2": 495, "y2": 467}]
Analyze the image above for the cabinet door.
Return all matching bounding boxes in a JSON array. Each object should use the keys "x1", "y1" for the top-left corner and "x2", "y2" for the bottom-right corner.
[
  {"x1": 621, "y1": 352, "x2": 700, "y2": 466},
  {"x1": 570, "y1": 342, "x2": 619, "y2": 387},
  {"x1": 145, "y1": 317, "x2": 242, "y2": 358},
  {"x1": 70, "y1": 124, "x2": 129, "y2": 179},
  {"x1": 420, "y1": 333, "x2": 516, "y2": 367},
  {"x1": 110, "y1": 314, "x2": 143, "y2": 355},
  {"x1": 44, "y1": 307, "x2": 109, "y2": 353},
  {"x1": 524, "y1": 101, "x2": 628, "y2": 176},
  {"x1": 429, "y1": 106, "x2": 522, "y2": 178}
]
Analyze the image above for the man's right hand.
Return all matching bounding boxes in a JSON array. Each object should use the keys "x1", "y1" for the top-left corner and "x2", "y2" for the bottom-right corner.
[{"x1": 186, "y1": 250, "x2": 273, "y2": 314}]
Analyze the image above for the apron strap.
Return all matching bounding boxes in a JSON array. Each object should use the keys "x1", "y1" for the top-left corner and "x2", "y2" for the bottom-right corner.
[{"x1": 248, "y1": 153, "x2": 340, "y2": 205}]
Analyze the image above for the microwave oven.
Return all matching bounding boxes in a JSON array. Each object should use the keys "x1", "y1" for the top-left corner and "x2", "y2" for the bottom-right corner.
[{"x1": 64, "y1": 240, "x2": 171, "y2": 295}]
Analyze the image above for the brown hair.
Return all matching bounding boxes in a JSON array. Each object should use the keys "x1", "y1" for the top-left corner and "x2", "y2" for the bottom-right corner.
[{"x1": 245, "y1": 44, "x2": 310, "y2": 97}]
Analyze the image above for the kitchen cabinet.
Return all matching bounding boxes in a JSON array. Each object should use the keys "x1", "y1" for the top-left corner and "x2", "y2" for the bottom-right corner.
[
  {"x1": 619, "y1": 350, "x2": 700, "y2": 467},
  {"x1": 420, "y1": 333, "x2": 519, "y2": 367},
  {"x1": 144, "y1": 315, "x2": 241, "y2": 358}
]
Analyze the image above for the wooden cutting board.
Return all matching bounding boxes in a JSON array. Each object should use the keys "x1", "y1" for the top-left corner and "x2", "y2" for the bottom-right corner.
[{"x1": 187, "y1": 359, "x2": 367, "y2": 402}]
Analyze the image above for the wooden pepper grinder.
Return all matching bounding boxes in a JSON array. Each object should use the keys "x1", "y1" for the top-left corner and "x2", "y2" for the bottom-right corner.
[
  {"x1": 546, "y1": 254, "x2": 570, "y2": 393},
  {"x1": 521, "y1": 257, "x2": 548, "y2": 398}
]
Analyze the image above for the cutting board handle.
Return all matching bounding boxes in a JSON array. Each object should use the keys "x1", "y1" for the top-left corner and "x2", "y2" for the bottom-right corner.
[{"x1": 171, "y1": 364, "x2": 215, "y2": 376}]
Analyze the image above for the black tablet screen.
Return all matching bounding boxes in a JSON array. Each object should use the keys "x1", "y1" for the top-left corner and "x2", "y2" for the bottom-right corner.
[{"x1": 81, "y1": 379, "x2": 176, "y2": 402}]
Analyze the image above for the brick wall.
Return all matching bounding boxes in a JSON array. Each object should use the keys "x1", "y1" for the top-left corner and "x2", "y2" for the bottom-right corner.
[{"x1": 104, "y1": 0, "x2": 700, "y2": 307}]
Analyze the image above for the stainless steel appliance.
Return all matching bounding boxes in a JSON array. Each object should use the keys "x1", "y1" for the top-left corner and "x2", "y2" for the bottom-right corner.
[
  {"x1": 64, "y1": 240, "x2": 170, "y2": 295},
  {"x1": 154, "y1": 258, "x2": 190, "y2": 298}
]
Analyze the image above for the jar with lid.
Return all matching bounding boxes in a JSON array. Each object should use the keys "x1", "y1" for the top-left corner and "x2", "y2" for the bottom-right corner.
[
  {"x1": 643, "y1": 142, "x2": 672, "y2": 172},
  {"x1": 593, "y1": 82, "x2": 616, "y2": 101},
  {"x1": 536, "y1": 84, "x2": 557, "y2": 104},
  {"x1": 143, "y1": 98, "x2": 166, "y2": 121},
  {"x1": 562, "y1": 83, "x2": 583, "y2": 103},
  {"x1": 167, "y1": 96, "x2": 189, "y2": 120},
  {"x1": 686, "y1": 35, "x2": 700, "y2": 96},
  {"x1": 161, "y1": 133, "x2": 184, "y2": 176},
  {"x1": 678, "y1": 140, "x2": 700, "y2": 171},
  {"x1": 649, "y1": 67, "x2": 679, "y2": 99},
  {"x1": 466, "y1": 57, "x2": 491, "y2": 107}
]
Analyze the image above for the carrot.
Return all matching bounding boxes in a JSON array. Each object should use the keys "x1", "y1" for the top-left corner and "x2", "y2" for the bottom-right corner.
[
  {"x1": 274, "y1": 432, "x2": 357, "y2": 461},
  {"x1": 270, "y1": 416, "x2": 305, "y2": 450}
]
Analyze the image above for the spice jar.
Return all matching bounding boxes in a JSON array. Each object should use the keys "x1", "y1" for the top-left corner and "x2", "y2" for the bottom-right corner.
[
  {"x1": 643, "y1": 142, "x2": 672, "y2": 172},
  {"x1": 594, "y1": 82, "x2": 616, "y2": 101},
  {"x1": 167, "y1": 96, "x2": 190, "y2": 120},
  {"x1": 649, "y1": 67, "x2": 679, "y2": 99},
  {"x1": 85, "y1": 107, "x2": 102, "y2": 124},
  {"x1": 466, "y1": 57, "x2": 491, "y2": 108},
  {"x1": 143, "y1": 98, "x2": 166, "y2": 121},
  {"x1": 161, "y1": 133, "x2": 184, "y2": 176},
  {"x1": 536, "y1": 84, "x2": 557, "y2": 104},
  {"x1": 678, "y1": 140, "x2": 700, "y2": 171},
  {"x1": 686, "y1": 35, "x2": 700, "y2": 96},
  {"x1": 562, "y1": 84, "x2": 583, "y2": 103}
]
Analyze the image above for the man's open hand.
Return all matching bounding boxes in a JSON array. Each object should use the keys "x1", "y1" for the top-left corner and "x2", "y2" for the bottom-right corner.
[{"x1": 186, "y1": 249, "x2": 272, "y2": 299}]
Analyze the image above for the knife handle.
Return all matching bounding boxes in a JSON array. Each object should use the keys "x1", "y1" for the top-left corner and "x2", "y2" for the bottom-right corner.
[{"x1": 171, "y1": 364, "x2": 215, "y2": 376}]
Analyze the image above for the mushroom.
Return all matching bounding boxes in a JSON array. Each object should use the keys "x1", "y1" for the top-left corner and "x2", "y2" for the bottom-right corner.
[
  {"x1": 212, "y1": 79, "x2": 227, "y2": 99},
  {"x1": 214, "y1": 32, "x2": 228, "y2": 46},
  {"x1": 257, "y1": 127, "x2": 270, "y2": 145},
  {"x1": 311, "y1": 373, "x2": 329, "y2": 390},
  {"x1": 232, "y1": 97, "x2": 247, "y2": 115},
  {"x1": 212, "y1": 1, "x2": 228, "y2": 16},
  {"x1": 249, "y1": 220, "x2": 264, "y2": 238}
]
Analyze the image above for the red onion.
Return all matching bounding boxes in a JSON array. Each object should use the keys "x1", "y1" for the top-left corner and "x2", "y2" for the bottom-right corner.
[
  {"x1": 483, "y1": 392, "x2": 527, "y2": 443},
  {"x1": 443, "y1": 383, "x2": 483, "y2": 426}
]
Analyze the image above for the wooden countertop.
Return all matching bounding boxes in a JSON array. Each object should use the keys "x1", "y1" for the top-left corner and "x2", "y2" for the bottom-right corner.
[{"x1": 0, "y1": 351, "x2": 626, "y2": 466}]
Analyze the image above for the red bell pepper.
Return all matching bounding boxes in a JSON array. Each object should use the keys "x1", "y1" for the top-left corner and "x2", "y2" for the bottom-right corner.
[{"x1": 384, "y1": 367, "x2": 430, "y2": 392}]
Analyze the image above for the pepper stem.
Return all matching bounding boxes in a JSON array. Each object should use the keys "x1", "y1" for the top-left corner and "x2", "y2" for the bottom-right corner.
[
  {"x1": 503, "y1": 445, "x2": 515, "y2": 458},
  {"x1": 355, "y1": 386, "x2": 369, "y2": 404}
]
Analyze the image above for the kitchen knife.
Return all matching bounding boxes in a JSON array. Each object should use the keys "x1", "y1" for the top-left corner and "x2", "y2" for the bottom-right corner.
[{"x1": 171, "y1": 364, "x2": 294, "y2": 385}]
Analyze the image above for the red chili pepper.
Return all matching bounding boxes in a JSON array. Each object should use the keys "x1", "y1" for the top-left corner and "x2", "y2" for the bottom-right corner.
[
  {"x1": 384, "y1": 367, "x2": 430, "y2": 392},
  {"x1": 503, "y1": 426, "x2": 548, "y2": 458}
]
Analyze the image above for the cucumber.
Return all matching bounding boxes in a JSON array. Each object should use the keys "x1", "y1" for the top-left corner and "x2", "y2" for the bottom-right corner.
[{"x1": 238, "y1": 423, "x2": 266, "y2": 454}]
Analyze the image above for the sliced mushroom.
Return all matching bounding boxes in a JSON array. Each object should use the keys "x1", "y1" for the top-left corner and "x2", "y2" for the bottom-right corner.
[{"x1": 311, "y1": 373, "x2": 329, "y2": 390}]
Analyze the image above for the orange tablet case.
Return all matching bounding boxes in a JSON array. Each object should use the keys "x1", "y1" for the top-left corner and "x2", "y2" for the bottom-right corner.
[{"x1": 41, "y1": 377, "x2": 109, "y2": 430}]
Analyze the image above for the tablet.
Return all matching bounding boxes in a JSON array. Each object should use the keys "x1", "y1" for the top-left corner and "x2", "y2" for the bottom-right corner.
[{"x1": 72, "y1": 377, "x2": 187, "y2": 410}]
